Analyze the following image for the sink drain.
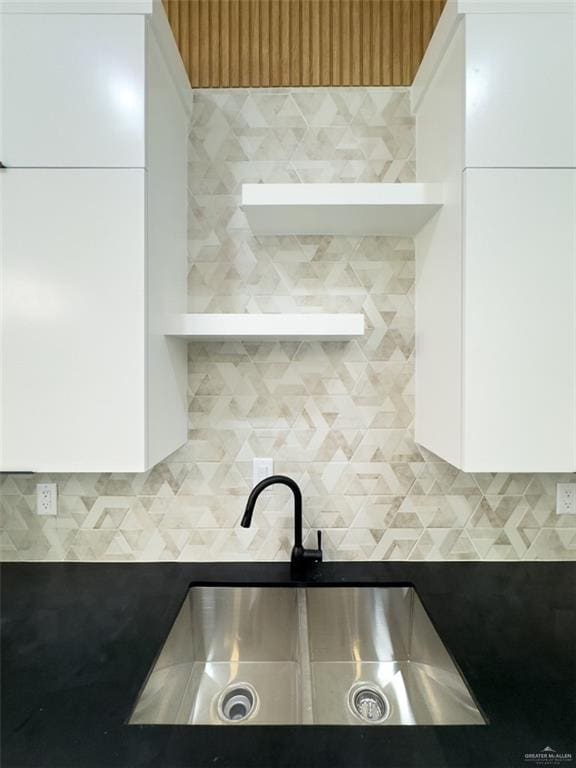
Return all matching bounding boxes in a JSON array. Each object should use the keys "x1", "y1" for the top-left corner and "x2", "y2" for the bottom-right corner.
[
  {"x1": 217, "y1": 684, "x2": 258, "y2": 723},
  {"x1": 349, "y1": 684, "x2": 390, "y2": 723}
]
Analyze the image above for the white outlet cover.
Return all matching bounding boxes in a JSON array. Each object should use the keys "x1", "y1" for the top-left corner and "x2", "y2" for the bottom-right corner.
[
  {"x1": 556, "y1": 483, "x2": 576, "y2": 515},
  {"x1": 253, "y1": 458, "x2": 273, "y2": 487},
  {"x1": 37, "y1": 483, "x2": 58, "y2": 516}
]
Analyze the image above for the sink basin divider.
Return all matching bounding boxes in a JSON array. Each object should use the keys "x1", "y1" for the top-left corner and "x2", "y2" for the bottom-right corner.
[
  {"x1": 296, "y1": 588, "x2": 314, "y2": 725},
  {"x1": 407, "y1": 587, "x2": 416, "y2": 659}
]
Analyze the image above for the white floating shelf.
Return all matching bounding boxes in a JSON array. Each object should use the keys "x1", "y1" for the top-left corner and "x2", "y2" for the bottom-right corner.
[
  {"x1": 242, "y1": 183, "x2": 444, "y2": 236},
  {"x1": 165, "y1": 313, "x2": 364, "y2": 340}
]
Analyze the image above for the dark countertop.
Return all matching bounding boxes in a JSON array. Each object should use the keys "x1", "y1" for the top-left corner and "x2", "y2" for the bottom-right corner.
[{"x1": 1, "y1": 561, "x2": 575, "y2": 768}]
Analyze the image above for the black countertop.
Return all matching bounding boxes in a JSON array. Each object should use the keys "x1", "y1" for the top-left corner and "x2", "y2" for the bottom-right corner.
[{"x1": 1, "y1": 562, "x2": 575, "y2": 768}]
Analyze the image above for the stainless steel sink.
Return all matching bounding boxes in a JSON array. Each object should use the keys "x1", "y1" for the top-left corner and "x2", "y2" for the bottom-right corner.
[
  {"x1": 129, "y1": 586, "x2": 485, "y2": 726},
  {"x1": 306, "y1": 587, "x2": 484, "y2": 725},
  {"x1": 129, "y1": 587, "x2": 302, "y2": 725}
]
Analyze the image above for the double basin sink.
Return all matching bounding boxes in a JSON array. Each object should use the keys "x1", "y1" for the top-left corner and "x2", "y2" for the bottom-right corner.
[{"x1": 129, "y1": 586, "x2": 485, "y2": 727}]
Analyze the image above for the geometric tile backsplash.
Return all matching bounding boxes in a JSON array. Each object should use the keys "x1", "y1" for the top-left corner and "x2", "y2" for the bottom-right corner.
[{"x1": 1, "y1": 88, "x2": 575, "y2": 561}]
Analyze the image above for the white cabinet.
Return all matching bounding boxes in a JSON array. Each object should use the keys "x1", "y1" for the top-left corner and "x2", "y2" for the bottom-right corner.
[
  {"x1": 0, "y1": 14, "x2": 146, "y2": 167},
  {"x1": 416, "y1": 168, "x2": 576, "y2": 473},
  {"x1": 1, "y1": 169, "x2": 147, "y2": 471},
  {"x1": 413, "y1": 4, "x2": 576, "y2": 170},
  {"x1": 0, "y1": 1, "x2": 190, "y2": 472},
  {"x1": 413, "y1": 1, "x2": 576, "y2": 472},
  {"x1": 462, "y1": 169, "x2": 575, "y2": 472},
  {"x1": 464, "y1": 13, "x2": 576, "y2": 168}
]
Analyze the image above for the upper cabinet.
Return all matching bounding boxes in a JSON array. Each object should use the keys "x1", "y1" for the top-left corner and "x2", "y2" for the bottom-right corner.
[
  {"x1": 413, "y1": 1, "x2": 576, "y2": 171},
  {"x1": 461, "y1": 167, "x2": 575, "y2": 472},
  {"x1": 0, "y1": 0, "x2": 191, "y2": 472},
  {"x1": 463, "y1": 13, "x2": 576, "y2": 169},
  {"x1": 1, "y1": 168, "x2": 149, "y2": 471},
  {"x1": 412, "y1": 0, "x2": 576, "y2": 472},
  {"x1": 0, "y1": 13, "x2": 146, "y2": 167}
]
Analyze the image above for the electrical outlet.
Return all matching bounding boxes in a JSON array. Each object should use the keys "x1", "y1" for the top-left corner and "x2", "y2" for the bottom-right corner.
[
  {"x1": 36, "y1": 483, "x2": 58, "y2": 516},
  {"x1": 556, "y1": 483, "x2": 576, "y2": 515},
  {"x1": 253, "y1": 458, "x2": 273, "y2": 487}
]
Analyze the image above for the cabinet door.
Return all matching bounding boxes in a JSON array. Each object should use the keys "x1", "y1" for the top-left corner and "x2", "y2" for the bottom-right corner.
[
  {"x1": 465, "y1": 13, "x2": 576, "y2": 168},
  {"x1": 463, "y1": 168, "x2": 576, "y2": 472},
  {"x1": 0, "y1": 169, "x2": 146, "y2": 471},
  {"x1": 146, "y1": 30, "x2": 188, "y2": 467},
  {"x1": 0, "y1": 14, "x2": 145, "y2": 167}
]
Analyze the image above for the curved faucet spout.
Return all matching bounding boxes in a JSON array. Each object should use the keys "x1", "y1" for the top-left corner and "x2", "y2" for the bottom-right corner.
[{"x1": 241, "y1": 474, "x2": 322, "y2": 567}]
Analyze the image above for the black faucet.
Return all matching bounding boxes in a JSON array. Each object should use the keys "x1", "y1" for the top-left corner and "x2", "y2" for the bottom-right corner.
[{"x1": 241, "y1": 475, "x2": 323, "y2": 569}]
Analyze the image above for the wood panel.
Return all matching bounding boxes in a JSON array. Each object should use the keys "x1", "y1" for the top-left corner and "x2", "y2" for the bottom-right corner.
[{"x1": 163, "y1": 0, "x2": 446, "y2": 88}]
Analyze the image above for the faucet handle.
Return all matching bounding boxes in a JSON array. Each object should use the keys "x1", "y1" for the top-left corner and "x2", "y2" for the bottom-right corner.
[
  {"x1": 291, "y1": 529, "x2": 323, "y2": 569},
  {"x1": 315, "y1": 530, "x2": 323, "y2": 562}
]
